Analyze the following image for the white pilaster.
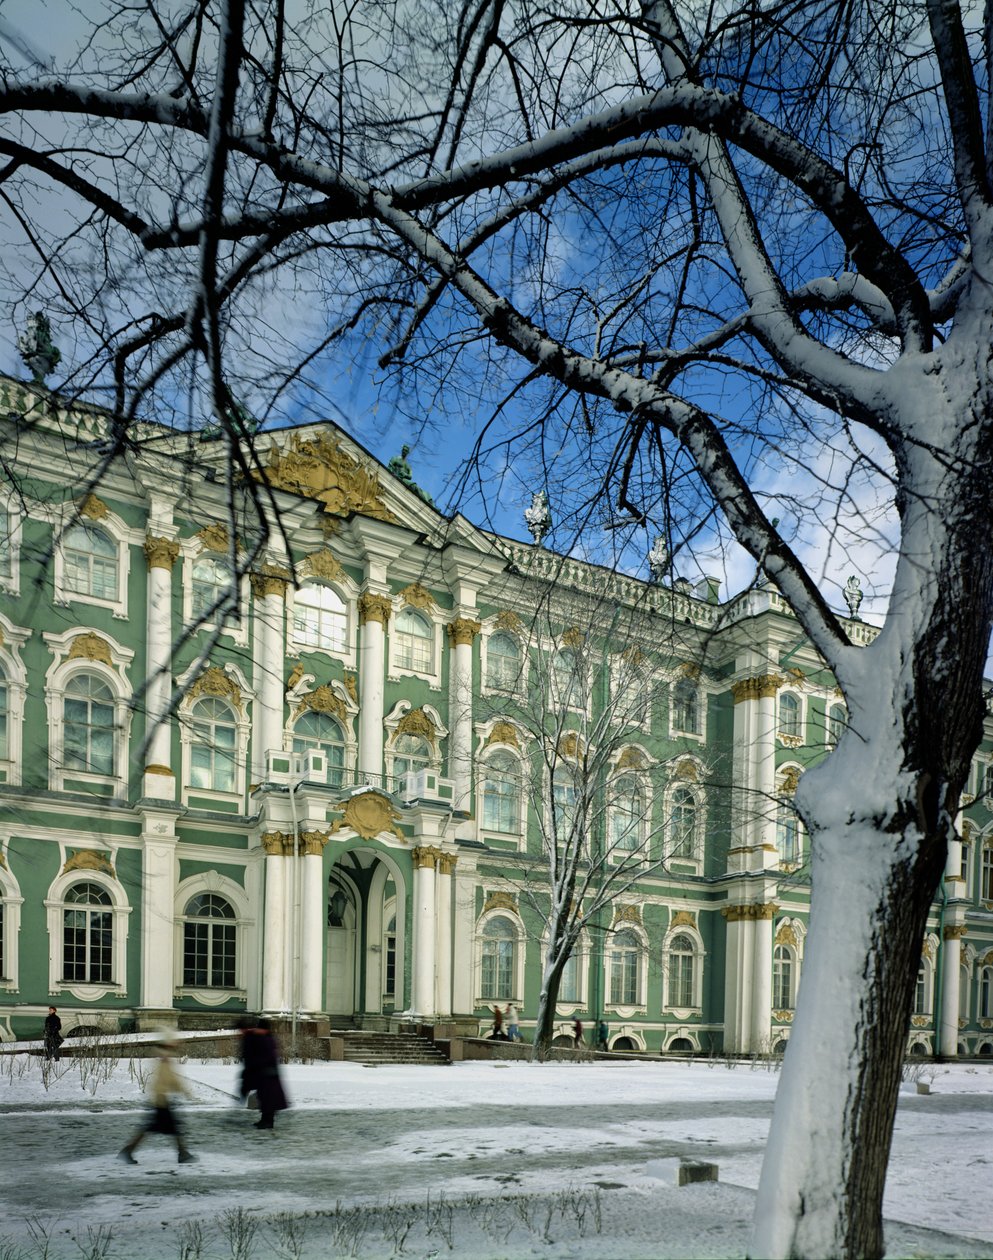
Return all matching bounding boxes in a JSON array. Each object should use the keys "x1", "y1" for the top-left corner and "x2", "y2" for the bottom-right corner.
[
  {"x1": 358, "y1": 592, "x2": 390, "y2": 779},
  {"x1": 261, "y1": 835, "x2": 289, "y2": 1012},
  {"x1": 138, "y1": 814, "x2": 177, "y2": 1013},
  {"x1": 750, "y1": 912, "x2": 774, "y2": 1051},
  {"x1": 412, "y1": 846, "x2": 437, "y2": 1018},
  {"x1": 142, "y1": 535, "x2": 180, "y2": 800},
  {"x1": 252, "y1": 567, "x2": 288, "y2": 782},
  {"x1": 447, "y1": 620, "x2": 479, "y2": 813},
  {"x1": 299, "y1": 841, "x2": 328, "y2": 1014},
  {"x1": 451, "y1": 852, "x2": 477, "y2": 1015},
  {"x1": 435, "y1": 852, "x2": 455, "y2": 1017}
]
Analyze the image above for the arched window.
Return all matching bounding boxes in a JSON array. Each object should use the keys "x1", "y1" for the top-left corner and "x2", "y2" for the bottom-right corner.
[
  {"x1": 189, "y1": 698, "x2": 237, "y2": 792},
  {"x1": 480, "y1": 915, "x2": 516, "y2": 1000},
  {"x1": 486, "y1": 633, "x2": 521, "y2": 691},
  {"x1": 670, "y1": 786, "x2": 697, "y2": 858},
  {"x1": 63, "y1": 524, "x2": 118, "y2": 601},
  {"x1": 982, "y1": 844, "x2": 993, "y2": 902},
  {"x1": 609, "y1": 928, "x2": 641, "y2": 1005},
  {"x1": 959, "y1": 964, "x2": 970, "y2": 1021},
  {"x1": 64, "y1": 674, "x2": 115, "y2": 776},
  {"x1": 182, "y1": 893, "x2": 236, "y2": 988},
  {"x1": 672, "y1": 679, "x2": 698, "y2": 734},
  {"x1": 293, "y1": 582, "x2": 347, "y2": 652},
  {"x1": 559, "y1": 949, "x2": 580, "y2": 1004},
  {"x1": 383, "y1": 913, "x2": 397, "y2": 1004},
  {"x1": 394, "y1": 608, "x2": 433, "y2": 673},
  {"x1": 776, "y1": 802, "x2": 800, "y2": 864},
  {"x1": 552, "y1": 649, "x2": 581, "y2": 709},
  {"x1": 668, "y1": 933, "x2": 696, "y2": 1007},
  {"x1": 779, "y1": 692, "x2": 801, "y2": 739},
  {"x1": 390, "y1": 733, "x2": 431, "y2": 791},
  {"x1": 63, "y1": 882, "x2": 113, "y2": 984},
  {"x1": 828, "y1": 702, "x2": 846, "y2": 747},
  {"x1": 482, "y1": 750, "x2": 520, "y2": 833},
  {"x1": 773, "y1": 945, "x2": 795, "y2": 1009},
  {"x1": 552, "y1": 766, "x2": 578, "y2": 845},
  {"x1": 0, "y1": 662, "x2": 8, "y2": 763},
  {"x1": 980, "y1": 966, "x2": 993, "y2": 1019},
  {"x1": 191, "y1": 555, "x2": 237, "y2": 623},
  {"x1": 292, "y1": 711, "x2": 346, "y2": 787},
  {"x1": 610, "y1": 775, "x2": 644, "y2": 852}
]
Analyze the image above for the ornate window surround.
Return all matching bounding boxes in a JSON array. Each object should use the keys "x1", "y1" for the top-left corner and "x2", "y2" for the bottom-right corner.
[
  {"x1": 51, "y1": 502, "x2": 132, "y2": 621},
  {"x1": 45, "y1": 862, "x2": 131, "y2": 1000},
  {"x1": 384, "y1": 700, "x2": 447, "y2": 788},
  {"x1": 389, "y1": 587, "x2": 443, "y2": 688},
  {"x1": 174, "y1": 870, "x2": 252, "y2": 1005},
  {"x1": 667, "y1": 665, "x2": 709, "y2": 743},
  {"x1": 43, "y1": 629, "x2": 134, "y2": 796},
  {"x1": 663, "y1": 762, "x2": 706, "y2": 871},
  {"x1": 0, "y1": 847, "x2": 23, "y2": 992},
  {"x1": 661, "y1": 917, "x2": 705, "y2": 1015},
  {"x1": 0, "y1": 494, "x2": 23, "y2": 597},
  {"x1": 286, "y1": 676, "x2": 358, "y2": 785},
  {"x1": 176, "y1": 663, "x2": 253, "y2": 809},
  {"x1": 480, "y1": 621, "x2": 527, "y2": 698},
  {"x1": 777, "y1": 687, "x2": 805, "y2": 748},
  {"x1": 474, "y1": 902, "x2": 526, "y2": 1006},
  {"x1": 605, "y1": 919, "x2": 649, "y2": 1015},
  {"x1": 547, "y1": 928, "x2": 589, "y2": 1014},
  {"x1": 0, "y1": 614, "x2": 30, "y2": 787},
  {"x1": 181, "y1": 544, "x2": 249, "y2": 646},
  {"x1": 286, "y1": 553, "x2": 358, "y2": 667}
]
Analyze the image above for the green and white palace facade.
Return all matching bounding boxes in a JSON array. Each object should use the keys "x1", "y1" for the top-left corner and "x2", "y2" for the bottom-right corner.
[{"x1": 1, "y1": 377, "x2": 992, "y2": 1056}]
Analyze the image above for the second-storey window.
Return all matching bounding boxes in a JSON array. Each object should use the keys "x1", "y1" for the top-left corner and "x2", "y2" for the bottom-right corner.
[
  {"x1": 63, "y1": 525, "x2": 118, "y2": 602},
  {"x1": 394, "y1": 608, "x2": 433, "y2": 672},
  {"x1": 64, "y1": 674, "x2": 115, "y2": 775},
  {"x1": 189, "y1": 698, "x2": 237, "y2": 792},
  {"x1": 292, "y1": 711, "x2": 346, "y2": 787},
  {"x1": 485, "y1": 632, "x2": 521, "y2": 691},
  {"x1": 482, "y1": 750, "x2": 520, "y2": 833},
  {"x1": 293, "y1": 581, "x2": 347, "y2": 652}
]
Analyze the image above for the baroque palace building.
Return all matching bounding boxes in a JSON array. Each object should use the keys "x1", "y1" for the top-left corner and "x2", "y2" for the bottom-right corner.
[{"x1": 1, "y1": 374, "x2": 992, "y2": 1056}]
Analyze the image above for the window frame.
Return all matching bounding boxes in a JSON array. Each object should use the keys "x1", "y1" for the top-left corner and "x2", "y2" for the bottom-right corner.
[
  {"x1": 391, "y1": 605, "x2": 440, "y2": 684},
  {"x1": 174, "y1": 873, "x2": 250, "y2": 1005},
  {"x1": 662, "y1": 926, "x2": 704, "y2": 1013},
  {"x1": 0, "y1": 861, "x2": 23, "y2": 991},
  {"x1": 0, "y1": 498, "x2": 22, "y2": 595},
  {"x1": 53, "y1": 512, "x2": 130, "y2": 620},
  {"x1": 289, "y1": 579, "x2": 351, "y2": 658},
  {"x1": 483, "y1": 630, "x2": 524, "y2": 695},
  {"x1": 183, "y1": 551, "x2": 248, "y2": 645},
  {"x1": 476, "y1": 910, "x2": 524, "y2": 1006},
  {"x1": 0, "y1": 616, "x2": 29, "y2": 787},
  {"x1": 46, "y1": 867, "x2": 130, "y2": 999},
  {"x1": 479, "y1": 747, "x2": 523, "y2": 837}
]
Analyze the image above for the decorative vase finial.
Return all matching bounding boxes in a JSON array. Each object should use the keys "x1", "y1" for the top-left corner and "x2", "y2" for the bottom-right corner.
[
  {"x1": 17, "y1": 311, "x2": 61, "y2": 384},
  {"x1": 524, "y1": 489, "x2": 552, "y2": 545},
  {"x1": 647, "y1": 536, "x2": 669, "y2": 582},
  {"x1": 843, "y1": 574, "x2": 863, "y2": 620}
]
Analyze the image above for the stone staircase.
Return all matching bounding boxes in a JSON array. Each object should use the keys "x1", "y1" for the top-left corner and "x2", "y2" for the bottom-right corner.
[{"x1": 333, "y1": 1029, "x2": 450, "y2": 1066}]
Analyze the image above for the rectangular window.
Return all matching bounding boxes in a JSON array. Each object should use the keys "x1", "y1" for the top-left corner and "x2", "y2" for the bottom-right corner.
[
  {"x1": 670, "y1": 954, "x2": 694, "y2": 1007},
  {"x1": 982, "y1": 848, "x2": 993, "y2": 903},
  {"x1": 610, "y1": 952, "x2": 638, "y2": 1005}
]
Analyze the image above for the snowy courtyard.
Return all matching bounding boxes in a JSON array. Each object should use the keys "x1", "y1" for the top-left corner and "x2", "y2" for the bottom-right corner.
[{"x1": 1, "y1": 1050, "x2": 990, "y2": 1259}]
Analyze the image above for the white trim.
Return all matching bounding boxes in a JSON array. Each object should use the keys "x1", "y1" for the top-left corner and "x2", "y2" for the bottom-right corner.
[
  {"x1": 389, "y1": 599, "x2": 443, "y2": 688},
  {"x1": 662, "y1": 920, "x2": 705, "y2": 1014},
  {"x1": 0, "y1": 854, "x2": 24, "y2": 990},
  {"x1": 181, "y1": 547, "x2": 249, "y2": 646},
  {"x1": 475, "y1": 905, "x2": 526, "y2": 1005},
  {"x1": 0, "y1": 614, "x2": 30, "y2": 787},
  {"x1": 174, "y1": 871, "x2": 253, "y2": 1002},
  {"x1": 480, "y1": 622, "x2": 527, "y2": 698},
  {"x1": 45, "y1": 866, "x2": 131, "y2": 999},
  {"x1": 286, "y1": 572, "x2": 358, "y2": 668},
  {"x1": 0, "y1": 495, "x2": 23, "y2": 597},
  {"x1": 52, "y1": 508, "x2": 131, "y2": 621}
]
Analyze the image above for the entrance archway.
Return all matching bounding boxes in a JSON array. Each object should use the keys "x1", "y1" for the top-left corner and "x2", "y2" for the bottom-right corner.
[{"x1": 325, "y1": 847, "x2": 409, "y2": 1020}]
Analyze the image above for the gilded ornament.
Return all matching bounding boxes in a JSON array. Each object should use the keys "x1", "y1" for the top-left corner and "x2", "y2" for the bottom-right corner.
[
  {"x1": 558, "y1": 731, "x2": 581, "y2": 760},
  {"x1": 721, "y1": 902, "x2": 778, "y2": 922},
  {"x1": 301, "y1": 549, "x2": 345, "y2": 584},
  {"x1": 144, "y1": 764, "x2": 174, "y2": 776},
  {"x1": 63, "y1": 849, "x2": 115, "y2": 877},
  {"x1": 670, "y1": 910, "x2": 696, "y2": 930},
  {"x1": 343, "y1": 672, "x2": 358, "y2": 704},
  {"x1": 447, "y1": 617, "x2": 481, "y2": 647},
  {"x1": 486, "y1": 722, "x2": 519, "y2": 749},
  {"x1": 483, "y1": 890, "x2": 518, "y2": 914},
  {"x1": 616, "y1": 747, "x2": 645, "y2": 770},
  {"x1": 258, "y1": 432, "x2": 396, "y2": 521},
  {"x1": 675, "y1": 758, "x2": 698, "y2": 782},
  {"x1": 296, "y1": 685, "x2": 346, "y2": 723},
  {"x1": 438, "y1": 852, "x2": 458, "y2": 875},
  {"x1": 678, "y1": 661, "x2": 701, "y2": 680},
  {"x1": 196, "y1": 522, "x2": 231, "y2": 553},
  {"x1": 189, "y1": 665, "x2": 243, "y2": 712},
  {"x1": 397, "y1": 708, "x2": 436, "y2": 744},
  {"x1": 775, "y1": 922, "x2": 798, "y2": 947},
  {"x1": 299, "y1": 830, "x2": 330, "y2": 856},
  {"x1": 413, "y1": 845, "x2": 441, "y2": 869},
  {"x1": 922, "y1": 939, "x2": 935, "y2": 962},
  {"x1": 943, "y1": 924, "x2": 968, "y2": 941},
  {"x1": 398, "y1": 582, "x2": 436, "y2": 611},
  {"x1": 778, "y1": 733, "x2": 804, "y2": 749},
  {"x1": 78, "y1": 493, "x2": 109, "y2": 521},
  {"x1": 779, "y1": 766, "x2": 801, "y2": 796},
  {"x1": 732, "y1": 674, "x2": 784, "y2": 703},
  {"x1": 561, "y1": 627, "x2": 584, "y2": 649},
  {"x1": 286, "y1": 662, "x2": 305, "y2": 692},
  {"x1": 0, "y1": 850, "x2": 7, "y2": 869},
  {"x1": 910, "y1": 1016, "x2": 929, "y2": 1028},
  {"x1": 261, "y1": 831, "x2": 293, "y2": 856},
  {"x1": 329, "y1": 791, "x2": 404, "y2": 841},
  {"x1": 494, "y1": 610, "x2": 523, "y2": 633},
  {"x1": 620, "y1": 646, "x2": 645, "y2": 666},
  {"x1": 67, "y1": 632, "x2": 113, "y2": 666},
  {"x1": 250, "y1": 564, "x2": 291, "y2": 599},
  {"x1": 359, "y1": 592, "x2": 392, "y2": 626},
  {"x1": 143, "y1": 536, "x2": 180, "y2": 570},
  {"x1": 772, "y1": 1010, "x2": 795, "y2": 1023},
  {"x1": 614, "y1": 904, "x2": 642, "y2": 925},
  {"x1": 982, "y1": 950, "x2": 993, "y2": 967}
]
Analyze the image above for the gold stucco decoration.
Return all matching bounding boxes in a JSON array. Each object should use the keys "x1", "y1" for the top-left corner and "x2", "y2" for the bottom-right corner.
[
  {"x1": 397, "y1": 708, "x2": 436, "y2": 744},
  {"x1": 483, "y1": 890, "x2": 518, "y2": 915},
  {"x1": 343, "y1": 672, "x2": 358, "y2": 704},
  {"x1": 250, "y1": 564, "x2": 292, "y2": 599},
  {"x1": 259, "y1": 433, "x2": 396, "y2": 521},
  {"x1": 261, "y1": 831, "x2": 293, "y2": 856},
  {"x1": 0, "y1": 850, "x2": 7, "y2": 869},
  {"x1": 447, "y1": 617, "x2": 481, "y2": 647},
  {"x1": 772, "y1": 1010, "x2": 795, "y2": 1023},
  {"x1": 616, "y1": 747, "x2": 645, "y2": 771},
  {"x1": 779, "y1": 766, "x2": 802, "y2": 796},
  {"x1": 670, "y1": 910, "x2": 696, "y2": 930},
  {"x1": 943, "y1": 924, "x2": 968, "y2": 941},
  {"x1": 286, "y1": 662, "x2": 305, "y2": 692},
  {"x1": 557, "y1": 731, "x2": 581, "y2": 761},
  {"x1": 721, "y1": 902, "x2": 778, "y2": 922},
  {"x1": 144, "y1": 764, "x2": 174, "y2": 776},
  {"x1": 494, "y1": 610, "x2": 523, "y2": 633},
  {"x1": 486, "y1": 722, "x2": 519, "y2": 749},
  {"x1": 399, "y1": 582, "x2": 436, "y2": 611},
  {"x1": 561, "y1": 627, "x2": 584, "y2": 649},
  {"x1": 614, "y1": 904, "x2": 642, "y2": 926},
  {"x1": 299, "y1": 830, "x2": 330, "y2": 856},
  {"x1": 196, "y1": 522, "x2": 231, "y2": 553},
  {"x1": 775, "y1": 922, "x2": 798, "y2": 947},
  {"x1": 675, "y1": 758, "x2": 698, "y2": 782},
  {"x1": 67, "y1": 632, "x2": 113, "y2": 666},
  {"x1": 63, "y1": 849, "x2": 115, "y2": 878},
  {"x1": 922, "y1": 939, "x2": 936, "y2": 962},
  {"x1": 143, "y1": 536, "x2": 180, "y2": 570},
  {"x1": 359, "y1": 592, "x2": 392, "y2": 626},
  {"x1": 679, "y1": 661, "x2": 701, "y2": 680},
  {"x1": 438, "y1": 852, "x2": 458, "y2": 875},
  {"x1": 413, "y1": 845, "x2": 442, "y2": 869},
  {"x1": 78, "y1": 493, "x2": 109, "y2": 521},
  {"x1": 296, "y1": 685, "x2": 346, "y2": 723},
  {"x1": 189, "y1": 666, "x2": 243, "y2": 713},
  {"x1": 301, "y1": 549, "x2": 345, "y2": 584},
  {"x1": 330, "y1": 791, "x2": 404, "y2": 841},
  {"x1": 981, "y1": 949, "x2": 993, "y2": 967},
  {"x1": 910, "y1": 1015, "x2": 929, "y2": 1028},
  {"x1": 732, "y1": 674, "x2": 784, "y2": 703}
]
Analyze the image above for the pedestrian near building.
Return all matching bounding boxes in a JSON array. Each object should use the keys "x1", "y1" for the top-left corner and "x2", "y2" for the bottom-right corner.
[
  {"x1": 43, "y1": 1007, "x2": 63, "y2": 1062},
  {"x1": 573, "y1": 1017, "x2": 584, "y2": 1048},
  {"x1": 119, "y1": 1034, "x2": 195, "y2": 1165},
  {"x1": 596, "y1": 1020, "x2": 609, "y2": 1051},
  {"x1": 505, "y1": 1003, "x2": 521, "y2": 1042},
  {"x1": 490, "y1": 1005, "x2": 505, "y2": 1039},
  {"x1": 240, "y1": 1017, "x2": 289, "y2": 1130}
]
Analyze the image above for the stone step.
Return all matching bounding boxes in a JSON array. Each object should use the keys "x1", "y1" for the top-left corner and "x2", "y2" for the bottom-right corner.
[{"x1": 334, "y1": 1030, "x2": 449, "y2": 1066}]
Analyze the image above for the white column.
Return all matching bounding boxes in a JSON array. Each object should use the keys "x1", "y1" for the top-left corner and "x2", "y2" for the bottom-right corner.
[
  {"x1": 138, "y1": 816, "x2": 177, "y2": 1018},
  {"x1": 261, "y1": 833, "x2": 289, "y2": 1012},
  {"x1": 451, "y1": 855, "x2": 477, "y2": 1016},
  {"x1": 940, "y1": 836, "x2": 965, "y2": 1057},
  {"x1": 722, "y1": 913, "x2": 752, "y2": 1053},
  {"x1": 447, "y1": 619, "x2": 479, "y2": 813},
  {"x1": 299, "y1": 835, "x2": 328, "y2": 1014},
  {"x1": 750, "y1": 910, "x2": 774, "y2": 1051},
  {"x1": 358, "y1": 593, "x2": 390, "y2": 780},
  {"x1": 412, "y1": 846, "x2": 437, "y2": 1019},
  {"x1": 251, "y1": 568, "x2": 288, "y2": 782},
  {"x1": 142, "y1": 537, "x2": 180, "y2": 800},
  {"x1": 754, "y1": 685, "x2": 779, "y2": 865},
  {"x1": 435, "y1": 852, "x2": 455, "y2": 1017}
]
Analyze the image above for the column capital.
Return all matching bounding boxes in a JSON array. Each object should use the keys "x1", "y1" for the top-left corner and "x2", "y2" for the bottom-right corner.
[
  {"x1": 359, "y1": 592, "x2": 392, "y2": 625},
  {"x1": 721, "y1": 902, "x2": 778, "y2": 922},
  {"x1": 412, "y1": 845, "x2": 441, "y2": 869},
  {"x1": 250, "y1": 564, "x2": 292, "y2": 599},
  {"x1": 732, "y1": 674, "x2": 784, "y2": 703},
  {"x1": 261, "y1": 830, "x2": 293, "y2": 856},
  {"x1": 300, "y1": 829, "x2": 331, "y2": 856},
  {"x1": 943, "y1": 924, "x2": 968, "y2": 941},
  {"x1": 143, "y1": 535, "x2": 180, "y2": 570},
  {"x1": 438, "y1": 852, "x2": 458, "y2": 875},
  {"x1": 447, "y1": 617, "x2": 481, "y2": 647}
]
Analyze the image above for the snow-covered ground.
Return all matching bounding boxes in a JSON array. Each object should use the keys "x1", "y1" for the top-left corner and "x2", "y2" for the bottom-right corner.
[{"x1": 1, "y1": 1052, "x2": 990, "y2": 1258}]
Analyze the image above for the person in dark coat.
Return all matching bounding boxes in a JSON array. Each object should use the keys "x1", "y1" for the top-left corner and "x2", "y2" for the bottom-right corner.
[
  {"x1": 239, "y1": 1017, "x2": 289, "y2": 1130},
  {"x1": 573, "y1": 1017, "x2": 584, "y2": 1048},
  {"x1": 43, "y1": 1006, "x2": 63, "y2": 1061}
]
